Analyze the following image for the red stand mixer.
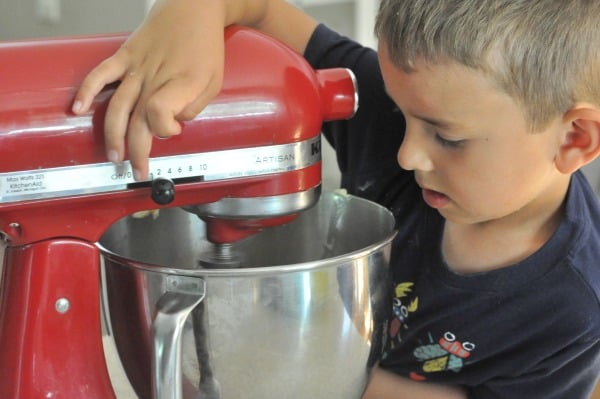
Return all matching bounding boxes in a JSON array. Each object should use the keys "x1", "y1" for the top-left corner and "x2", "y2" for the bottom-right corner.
[{"x1": 0, "y1": 27, "x2": 357, "y2": 398}]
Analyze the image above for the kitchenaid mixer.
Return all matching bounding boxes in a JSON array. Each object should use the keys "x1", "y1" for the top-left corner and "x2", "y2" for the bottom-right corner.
[{"x1": 0, "y1": 26, "x2": 359, "y2": 398}]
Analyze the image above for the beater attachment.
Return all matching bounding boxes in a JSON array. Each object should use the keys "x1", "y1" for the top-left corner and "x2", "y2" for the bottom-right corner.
[{"x1": 198, "y1": 243, "x2": 244, "y2": 269}]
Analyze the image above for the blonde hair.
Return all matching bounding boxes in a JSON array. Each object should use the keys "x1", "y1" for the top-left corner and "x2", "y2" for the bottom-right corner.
[{"x1": 375, "y1": 0, "x2": 600, "y2": 131}]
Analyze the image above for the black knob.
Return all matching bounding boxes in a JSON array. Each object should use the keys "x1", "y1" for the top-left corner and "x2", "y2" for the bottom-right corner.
[{"x1": 151, "y1": 177, "x2": 175, "y2": 205}]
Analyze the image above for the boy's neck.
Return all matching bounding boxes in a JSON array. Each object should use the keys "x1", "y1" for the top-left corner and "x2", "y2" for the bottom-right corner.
[{"x1": 441, "y1": 175, "x2": 571, "y2": 275}]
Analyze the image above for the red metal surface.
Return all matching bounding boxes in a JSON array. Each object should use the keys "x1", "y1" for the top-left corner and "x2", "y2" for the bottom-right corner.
[
  {"x1": 316, "y1": 68, "x2": 358, "y2": 121},
  {"x1": 0, "y1": 165, "x2": 321, "y2": 245},
  {"x1": 0, "y1": 240, "x2": 116, "y2": 399},
  {"x1": 204, "y1": 214, "x2": 300, "y2": 243}
]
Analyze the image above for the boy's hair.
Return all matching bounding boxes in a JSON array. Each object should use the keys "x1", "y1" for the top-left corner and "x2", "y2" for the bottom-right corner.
[{"x1": 375, "y1": 0, "x2": 600, "y2": 131}]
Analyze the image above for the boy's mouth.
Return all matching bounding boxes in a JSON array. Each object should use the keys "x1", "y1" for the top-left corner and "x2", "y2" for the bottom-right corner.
[{"x1": 422, "y1": 188, "x2": 450, "y2": 209}]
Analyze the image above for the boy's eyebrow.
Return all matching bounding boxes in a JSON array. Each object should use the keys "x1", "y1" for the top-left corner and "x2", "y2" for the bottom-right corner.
[
  {"x1": 413, "y1": 114, "x2": 459, "y2": 130},
  {"x1": 383, "y1": 85, "x2": 460, "y2": 130}
]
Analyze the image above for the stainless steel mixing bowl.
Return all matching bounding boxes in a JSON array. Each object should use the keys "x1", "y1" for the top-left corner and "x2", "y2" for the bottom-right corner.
[{"x1": 98, "y1": 192, "x2": 396, "y2": 399}]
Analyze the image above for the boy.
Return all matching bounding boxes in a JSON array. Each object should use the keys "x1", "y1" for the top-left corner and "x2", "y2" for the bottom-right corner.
[{"x1": 73, "y1": 0, "x2": 600, "y2": 397}]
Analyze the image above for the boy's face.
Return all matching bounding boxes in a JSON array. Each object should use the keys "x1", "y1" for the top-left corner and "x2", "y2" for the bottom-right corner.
[{"x1": 378, "y1": 45, "x2": 569, "y2": 226}]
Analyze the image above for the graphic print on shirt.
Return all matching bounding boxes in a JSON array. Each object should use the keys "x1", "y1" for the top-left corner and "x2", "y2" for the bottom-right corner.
[
  {"x1": 410, "y1": 331, "x2": 476, "y2": 381},
  {"x1": 384, "y1": 282, "x2": 419, "y2": 351},
  {"x1": 381, "y1": 281, "x2": 477, "y2": 381}
]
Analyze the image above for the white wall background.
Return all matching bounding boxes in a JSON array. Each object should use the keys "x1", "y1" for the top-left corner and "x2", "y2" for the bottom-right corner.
[{"x1": 0, "y1": 0, "x2": 145, "y2": 39}]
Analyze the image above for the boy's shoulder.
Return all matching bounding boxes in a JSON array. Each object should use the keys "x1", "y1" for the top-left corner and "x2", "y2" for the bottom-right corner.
[
  {"x1": 566, "y1": 171, "x2": 600, "y2": 251},
  {"x1": 563, "y1": 171, "x2": 600, "y2": 305}
]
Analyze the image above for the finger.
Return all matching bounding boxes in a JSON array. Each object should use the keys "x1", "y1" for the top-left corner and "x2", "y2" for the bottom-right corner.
[
  {"x1": 127, "y1": 110, "x2": 154, "y2": 181},
  {"x1": 177, "y1": 88, "x2": 218, "y2": 121},
  {"x1": 72, "y1": 55, "x2": 130, "y2": 114},
  {"x1": 145, "y1": 73, "x2": 223, "y2": 136},
  {"x1": 104, "y1": 73, "x2": 143, "y2": 162},
  {"x1": 176, "y1": 68, "x2": 224, "y2": 121}
]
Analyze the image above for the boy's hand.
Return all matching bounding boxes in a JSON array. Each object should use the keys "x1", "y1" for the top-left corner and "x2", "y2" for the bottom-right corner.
[{"x1": 72, "y1": 0, "x2": 227, "y2": 180}]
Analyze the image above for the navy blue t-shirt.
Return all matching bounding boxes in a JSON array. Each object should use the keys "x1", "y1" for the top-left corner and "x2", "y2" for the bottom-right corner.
[{"x1": 305, "y1": 24, "x2": 600, "y2": 398}]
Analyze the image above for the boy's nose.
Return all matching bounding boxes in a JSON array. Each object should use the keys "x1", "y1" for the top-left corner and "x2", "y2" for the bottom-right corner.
[{"x1": 397, "y1": 130, "x2": 434, "y2": 172}]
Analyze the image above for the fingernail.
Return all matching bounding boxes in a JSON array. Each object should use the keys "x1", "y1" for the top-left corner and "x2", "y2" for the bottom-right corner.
[
  {"x1": 72, "y1": 100, "x2": 82, "y2": 113},
  {"x1": 107, "y1": 150, "x2": 120, "y2": 163},
  {"x1": 133, "y1": 169, "x2": 143, "y2": 181}
]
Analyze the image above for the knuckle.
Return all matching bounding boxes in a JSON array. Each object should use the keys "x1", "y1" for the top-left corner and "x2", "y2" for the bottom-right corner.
[
  {"x1": 145, "y1": 94, "x2": 165, "y2": 114},
  {"x1": 177, "y1": 108, "x2": 198, "y2": 121}
]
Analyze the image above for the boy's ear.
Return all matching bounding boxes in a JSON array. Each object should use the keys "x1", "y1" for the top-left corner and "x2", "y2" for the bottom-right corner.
[{"x1": 555, "y1": 106, "x2": 600, "y2": 174}]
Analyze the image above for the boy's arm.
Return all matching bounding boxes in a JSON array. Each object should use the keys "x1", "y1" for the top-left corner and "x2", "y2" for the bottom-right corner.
[
  {"x1": 362, "y1": 366, "x2": 467, "y2": 399},
  {"x1": 72, "y1": 0, "x2": 317, "y2": 180},
  {"x1": 229, "y1": 0, "x2": 317, "y2": 54}
]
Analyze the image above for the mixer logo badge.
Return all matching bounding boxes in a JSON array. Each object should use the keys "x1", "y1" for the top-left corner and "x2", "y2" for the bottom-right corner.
[
  {"x1": 255, "y1": 154, "x2": 296, "y2": 164},
  {"x1": 4, "y1": 174, "x2": 45, "y2": 194},
  {"x1": 311, "y1": 140, "x2": 321, "y2": 156}
]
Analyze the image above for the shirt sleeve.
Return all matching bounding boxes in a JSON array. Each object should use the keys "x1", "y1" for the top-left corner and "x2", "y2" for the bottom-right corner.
[{"x1": 303, "y1": 24, "x2": 413, "y2": 210}]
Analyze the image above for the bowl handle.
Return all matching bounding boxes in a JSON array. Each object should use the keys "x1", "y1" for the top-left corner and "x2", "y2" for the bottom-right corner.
[{"x1": 152, "y1": 275, "x2": 207, "y2": 399}]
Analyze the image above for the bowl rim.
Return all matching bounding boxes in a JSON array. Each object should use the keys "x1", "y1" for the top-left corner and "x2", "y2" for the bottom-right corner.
[{"x1": 97, "y1": 229, "x2": 396, "y2": 277}]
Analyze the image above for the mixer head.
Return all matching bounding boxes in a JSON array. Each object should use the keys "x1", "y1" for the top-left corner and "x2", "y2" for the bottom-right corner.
[{"x1": 0, "y1": 27, "x2": 357, "y2": 247}]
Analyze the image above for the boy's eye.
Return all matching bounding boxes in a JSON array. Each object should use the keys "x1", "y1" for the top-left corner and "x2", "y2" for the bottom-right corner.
[{"x1": 434, "y1": 133, "x2": 466, "y2": 149}]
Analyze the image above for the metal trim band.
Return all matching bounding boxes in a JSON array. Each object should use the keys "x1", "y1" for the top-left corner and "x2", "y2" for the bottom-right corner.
[
  {"x1": 184, "y1": 186, "x2": 321, "y2": 219},
  {"x1": 0, "y1": 136, "x2": 321, "y2": 203}
]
